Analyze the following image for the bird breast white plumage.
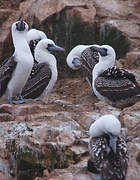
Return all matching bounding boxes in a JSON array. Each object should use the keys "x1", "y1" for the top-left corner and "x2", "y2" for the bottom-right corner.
[
  {"x1": 7, "y1": 51, "x2": 33, "y2": 97},
  {"x1": 35, "y1": 47, "x2": 58, "y2": 99}
]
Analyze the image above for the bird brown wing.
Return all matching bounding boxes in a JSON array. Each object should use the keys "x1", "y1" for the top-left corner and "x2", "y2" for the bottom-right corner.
[
  {"x1": 89, "y1": 137, "x2": 128, "y2": 180},
  {"x1": 95, "y1": 69, "x2": 140, "y2": 101},
  {"x1": 29, "y1": 39, "x2": 41, "y2": 59},
  {"x1": 22, "y1": 62, "x2": 52, "y2": 99},
  {"x1": 80, "y1": 46, "x2": 99, "y2": 86},
  {"x1": 102, "y1": 137, "x2": 128, "y2": 180},
  {"x1": 88, "y1": 137, "x2": 109, "y2": 172},
  {"x1": 0, "y1": 56, "x2": 17, "y2": 97}
]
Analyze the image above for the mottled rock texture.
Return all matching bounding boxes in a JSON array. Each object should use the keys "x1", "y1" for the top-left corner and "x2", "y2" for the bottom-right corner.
[
  {"x1": 0, "y1": 78, "x2": 139, "y2": 179},
  {"x1": 0, "y1": 0, "x2": 140, "y2": 77}
]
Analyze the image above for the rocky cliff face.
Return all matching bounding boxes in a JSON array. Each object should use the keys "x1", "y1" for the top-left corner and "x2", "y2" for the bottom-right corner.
[
  {"x1": 0, "y1": 0, "x2": 140, "y2": 180},
  {"x1": 0, "y1": 78, "x2": 140, "y2": 180},
  {"x1": 0, "y1": 0, "x2": 140, "y2": 76}
]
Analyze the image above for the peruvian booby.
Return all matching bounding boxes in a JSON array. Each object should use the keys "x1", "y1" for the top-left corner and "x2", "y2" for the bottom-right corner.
[
  {"x1": 27, "y1": 28, "x2": 47, "y2": 59},
  {"x1": 88, "y1": 114, "x2": 128, "y2": 180},
  {"x1": 66, "y1": 45, "x2": 100, "y2": 87},
  {"x1": 0, "y1": 20, "x2": 33, "y2": 104},
  {"x1": 92, "y1": 45, "x2": 140, "y2": 108},
  {"x1": 21, "y1": 38, "x2": 65, "y2": 99}
]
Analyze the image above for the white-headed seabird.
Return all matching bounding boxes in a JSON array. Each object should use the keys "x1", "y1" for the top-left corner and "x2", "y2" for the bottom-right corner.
[
  {"x1": 66, "y1": 45, "x2": 100, "y2": 87},
  {"x1": 27, "y1": 28, "x2": 47, "y2": 59},
  {"x1": 21, "y1": 38, "x2": 65, "y2": 99},
  {"x1": 92, "y1": 45, "x2": 140, "y2": 108},
  {"x1": 0, "y1": 20, "x2": 33, "y2": 104},
  {"x1": 88, "y1": 114, "x2": 128, "y2": 180}
]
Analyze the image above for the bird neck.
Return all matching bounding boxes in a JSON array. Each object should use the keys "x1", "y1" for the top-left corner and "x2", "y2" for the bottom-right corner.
[
  {"x1": 12, "y1": 31, "x2": 32, "y2": 55},
  {"x1": 35, "y1": 49, "x2": 57, "y2": 69},
  {"x1": 93, "y1": 56, "x2": 115, "y2": 81}
]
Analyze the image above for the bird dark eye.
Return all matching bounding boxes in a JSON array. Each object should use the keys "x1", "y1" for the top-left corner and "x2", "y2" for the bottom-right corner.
[
  {"x1": 102, "y1": 48, "x2": 107, "y2": 52},
  {"x1": 99, "y1": 47, "x2": 108, "y2": 57},
  {"x1": 48, "y1": 44, "x2": 53, "y2": 48},
  {"x1": 47, "y1": 44, "x2": 54, "y2": 51}
]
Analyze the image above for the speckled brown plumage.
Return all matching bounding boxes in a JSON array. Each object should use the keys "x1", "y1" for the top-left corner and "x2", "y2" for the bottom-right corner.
[
  {"x1": 22, "y1": 62, "x2": 51, "y2": 99},
  {"x1": 29, "y1": 39, "x2": 41, "y2": 59},
  {"x1": 95, "y1": 66, "x2": 140, "y2": 103},
  {"x1": 0, "y1": 56, "x2": 17, "y2": 97},
  {"x1": 80, "y1": 46, "x2": 99, "y2": 86},
  {"x1": 88, "y1": 135, "x2": 128, "y2": 180}
]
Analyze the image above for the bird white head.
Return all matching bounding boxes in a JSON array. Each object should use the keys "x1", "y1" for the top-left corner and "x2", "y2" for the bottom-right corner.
[
  {"x1": 35, "y1": 38, "x2": 65, "y2": 63},
  {"x1": 66, "y1": 44, "x2": 101, "y2": 70},
  {"x1": 89, "y1": 114, "x2": 121, "y2": 138},
  {"x1": 12, "y1": 20, "x2": 29, "y2": 34},
  {"x1": 27, "y1": 29, "x2": 47, "y2": 43},
  {"x1": 66, "y1": 45, "x2": 94, "y2": 70},
  {"x1": 99, "y1": 45, "x2": 116, "y2": 64},
  {"x1": 11, "y1": 20, "x2": 32, "y2": 55}
]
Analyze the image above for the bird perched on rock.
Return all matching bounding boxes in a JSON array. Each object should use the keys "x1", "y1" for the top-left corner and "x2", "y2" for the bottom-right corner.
[
  {"x1": 92, "y1": 45, "x2": 140, "y2": 108},
  {"x1": 66, "y1": 45, "x2": 100, "y2": 87},
  {"x1": 22, "y1": 38, "x2": 65, "y2": 99},
  {"x1": 0, "y1": 20, "x2": 33, "y2": 104},
  {"x1": 88, "y1": 114, "x2": 128, "y2": 180}
]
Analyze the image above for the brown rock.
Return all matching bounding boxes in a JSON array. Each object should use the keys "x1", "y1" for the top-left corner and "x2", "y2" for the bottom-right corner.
[
  {"x1": 19, "y1": 0, "x2": 89, "y2": 24},
  {"x1": 120, "y1": 50, "x2": 140, "y2": 70},
  {"x1": 94, "y1": 0, "x2": 140, "y2": 49},
  {"x1": 119, "y1": 102, "x2": 140, "y2": 138},
  {"x1": 0, "y1": 0, "x2": 24, "y2": 9},
  {"x1": 0, "y1": 77, "x2": 139, "y2": 179},
  {"x1": 0, "y1": 104, "x2": 13, "y2": 114},
  {"x1": 69, "y1": 6, "x2": 96, "y2": 24},
  {"x1": 0, "y1": 9, "x2": 11, "y2": 25},
  {"x1": 0, "y1": 113, "x2": 14, "y2": 122},
  {"x1": 136, "y1": 151, "x2": 140, "y2": 164},
  {"x1": 0, "y1": 10, "x2": 20, "y2": 62},
  {"x1": 126, "y1": 142, "x2": 140, "y2": 180},
  {"x1": 1, "y1": 0, "x2": 139, "y2": 73}
]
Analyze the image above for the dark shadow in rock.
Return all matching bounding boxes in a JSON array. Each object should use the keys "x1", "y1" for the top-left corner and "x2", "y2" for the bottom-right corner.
[{"x1": 99, "y1": 23, "x2": 130, "y2": 59}]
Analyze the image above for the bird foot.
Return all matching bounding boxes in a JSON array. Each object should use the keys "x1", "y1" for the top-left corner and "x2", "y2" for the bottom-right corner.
[
  {"x1": 17, "y1": 93, "x2": 24, "y2": 100},
  {"x1": 12, "y1": 99, "x2": 25, "y2": 104},
  {"x1": 92, "y1": 175, "x2": 104, "y2": 180},
  {"x1": 8, "y1": 97, "x2": 25, "y2": 104},
  {"x1": 8, "y1": 97, "x2": 13, "y2": 104},
  {"x1": 88, "y1": 91, "x2": 96, "y2": 97}
]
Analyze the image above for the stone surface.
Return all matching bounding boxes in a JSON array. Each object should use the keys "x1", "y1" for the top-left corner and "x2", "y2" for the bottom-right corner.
[
  {"x1": 0, "y1": 78, "x2": 139, "y2": 179},
  {"x1": 93, "y1": 0, "x2": 140, "y2": 48},
  {"x1": 120, "y1": 50, "x2": 140, "y2": 70},
  {"x1": 0, "y1": 0, "x2": 140, "y2": 77}
]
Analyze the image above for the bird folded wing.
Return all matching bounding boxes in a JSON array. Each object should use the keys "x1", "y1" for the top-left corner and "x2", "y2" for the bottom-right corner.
[
  {"x1": 95, "y1": 76, "x2": 140, "y2": 101},
  {"x1": 0, "y1": 56, "x2": 17, "y2": 97},
  {"x1": 22, "y1": 62, "x2": 52, "y2": 99},
  {"x1": 81, "y1": 46, "x2": 99, "y2": 85}
]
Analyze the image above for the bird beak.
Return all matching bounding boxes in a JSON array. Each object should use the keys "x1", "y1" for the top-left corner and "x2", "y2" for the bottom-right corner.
[
  {"x1": 47, "y1": 44, "x2": 65, "y2": 52},
  {"x1": 92, "y1": 46, "x2": 107, "y2": 57},
  {"x1": 108, "y1": 133, "x2": 118, "y2": 154},
  {"x1": 72, "y1": 57, "x2": 81, "y2": 68},
  {"x1": 16, "y1": 20, "x2": 26, "y2": 31}
]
